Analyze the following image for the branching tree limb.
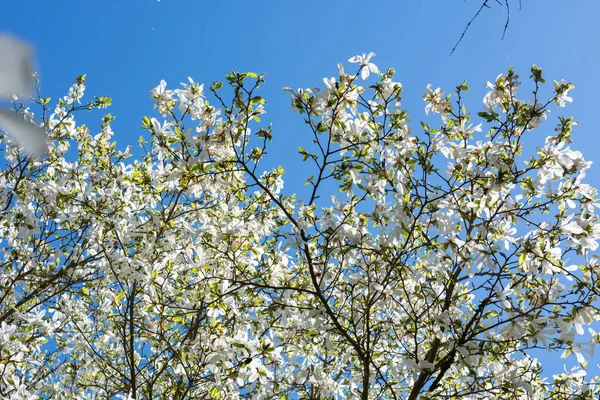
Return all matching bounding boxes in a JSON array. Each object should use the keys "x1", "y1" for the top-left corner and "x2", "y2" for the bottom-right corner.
[{"x1": 451, "y1": 0, "x2": 523, "y2": 54}]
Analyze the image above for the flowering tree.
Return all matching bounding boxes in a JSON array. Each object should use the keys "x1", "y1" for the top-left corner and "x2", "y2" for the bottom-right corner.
[{"x1": 1, "y1": 54, "x2": 600, "y2": 399}]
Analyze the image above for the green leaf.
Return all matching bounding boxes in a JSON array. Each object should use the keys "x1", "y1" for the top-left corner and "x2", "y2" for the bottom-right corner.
[
  {"x1": 114, "y1": 292, "x2": 125, "y2": 304},
  {"x1": 478, "y1": 111, "x2": 497, "y2": 122},
  {"x1": 209, "y1": 386, "x2": 221, "y2": 399}
]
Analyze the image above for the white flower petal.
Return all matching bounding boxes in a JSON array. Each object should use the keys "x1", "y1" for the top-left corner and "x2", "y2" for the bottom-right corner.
[
  {"x1": 574, "y1": 349, "x2": 586, "y2": 365},
  {"x1": 0, "y1": 35, "x2": 34, "y2": 97},
  {"x1": 0, "y1": 109, "x2": 47, "y2": 155},
  {"x1": 349, "y1": 168, "x2": 361, "y2": 185}
]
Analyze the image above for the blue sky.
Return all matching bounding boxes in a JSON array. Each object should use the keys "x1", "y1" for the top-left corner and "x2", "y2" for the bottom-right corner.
[{"x1": 4, "y1": 0, "x2": 600, "y2": 382}]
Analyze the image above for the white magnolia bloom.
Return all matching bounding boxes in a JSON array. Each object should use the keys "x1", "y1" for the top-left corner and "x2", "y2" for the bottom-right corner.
[
  {"x1": 0, "y1": 34, "x2": 47, "y2": 155},
  {"x1": 423, "y1": 84, "x2": 447, "y2": 115},
  {"x1": 348, "y1": 52, "x2": 380, "y2": 80},
  {"x1": 554, "y1": 79, "x2": 574, "y2": 107}
]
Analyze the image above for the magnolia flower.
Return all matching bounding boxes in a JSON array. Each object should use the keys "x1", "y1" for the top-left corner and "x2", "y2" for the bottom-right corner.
[
  {"x1": 423, "y1": 84, "x2": 447, "y2": 115},
  {"x1": 348, "y1": 52, "x2": 380, "y2": 80},
  {"x1": 0, "y1": 34, "x2": 47, "y2": 155},
  {"x1": 553, "y1": 79, "x2": 574, "y2": 107}
]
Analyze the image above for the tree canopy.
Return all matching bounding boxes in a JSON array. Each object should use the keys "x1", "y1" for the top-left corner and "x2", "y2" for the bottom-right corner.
[{"x1": 1, "y1": 54, "x2": 599, "y2": 399}]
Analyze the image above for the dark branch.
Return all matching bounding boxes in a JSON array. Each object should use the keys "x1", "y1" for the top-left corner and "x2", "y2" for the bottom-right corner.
[{"x1": 451, "y1": 0, "x2": 520, "y2": 55}]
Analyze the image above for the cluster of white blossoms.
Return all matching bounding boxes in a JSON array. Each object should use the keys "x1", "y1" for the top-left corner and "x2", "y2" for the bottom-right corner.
[{"x1": 0, "y1": 53, "x2": 599, "y2": 399}]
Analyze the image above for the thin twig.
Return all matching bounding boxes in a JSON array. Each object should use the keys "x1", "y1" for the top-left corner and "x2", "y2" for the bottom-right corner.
[
  {"x1": 501, "y1": 0, "x2": 510, "y2": 40},
  {"x1": 451, "y1": 0, "x2": 518, "y2": 55},
  {"x1": 450, "y1": 0, "x2": 491, "y2": 55}
]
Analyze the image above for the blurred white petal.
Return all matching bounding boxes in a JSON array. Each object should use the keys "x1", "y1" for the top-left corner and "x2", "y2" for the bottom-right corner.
[
  {"x1": 0, "y1": 109, "x2": 47, "y2": 155},
  {"x1": 0, "y1": 34, "x2": 34, "y2": 97}
]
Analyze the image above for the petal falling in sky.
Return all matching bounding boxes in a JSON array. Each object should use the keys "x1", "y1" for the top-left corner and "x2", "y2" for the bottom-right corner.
[
  {"x1": 0, "y1": 34, "x2": 33, "y2": 97},
  {"x1": 0, "y1": 109, "x2": 48, "y2": 156},
  {"x1": 0, "y1": 34, "x2": 47, "y2": 155}
]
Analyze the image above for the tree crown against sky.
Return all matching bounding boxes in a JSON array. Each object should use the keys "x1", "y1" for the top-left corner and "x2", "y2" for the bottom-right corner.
[{"x1": 1, "y1": 53, "x2": 600, "y2": 399}]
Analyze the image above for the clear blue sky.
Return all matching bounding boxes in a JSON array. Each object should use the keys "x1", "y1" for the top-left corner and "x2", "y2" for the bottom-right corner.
[{"x1": 4, "y1": 0, "x2": 600, "y2": 380}]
